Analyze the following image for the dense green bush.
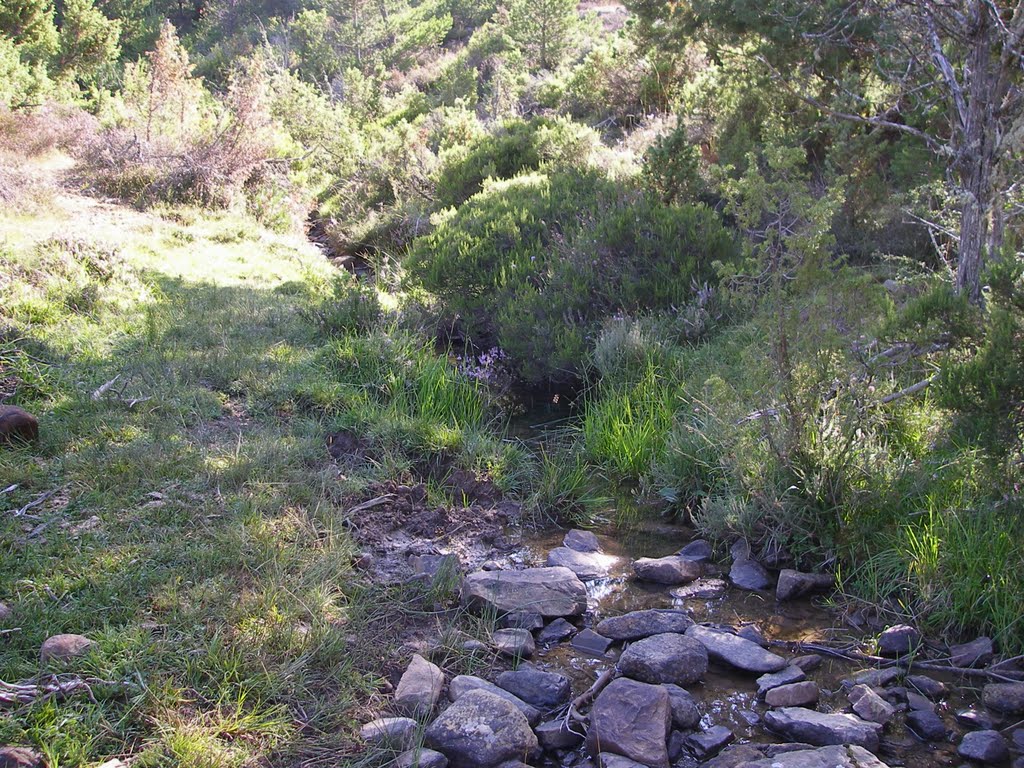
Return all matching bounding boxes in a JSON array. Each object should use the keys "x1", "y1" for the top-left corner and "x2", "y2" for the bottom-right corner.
[{"x1": 406, "y1": 169, "x2": 739, "y2": 384}]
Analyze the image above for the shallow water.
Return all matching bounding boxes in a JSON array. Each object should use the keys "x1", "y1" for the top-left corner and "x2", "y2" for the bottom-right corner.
[{"x1": 519, "y1": 523, "x2": 981, "y2": 768}]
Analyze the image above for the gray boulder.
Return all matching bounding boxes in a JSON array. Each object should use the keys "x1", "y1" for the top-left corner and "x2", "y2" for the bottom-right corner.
[
  {"x1": 572, "y1": 628, "x2": 613, "y2": 656},
  {"x1": 618, "y1": 632, "x2": 708, "y2": 686},
  {"x1": 983, "y1": 682, "x2": 1024, "y2": 714},
  {"x1": 958, "y1": 730, "x2": 1010, "y2": 764},
  {"x1": 448, "y1": 675, "x2": 541, "y2": 726},
  {"x1": 906, "y1": 709, "x2": 946, "y2": 741},
  {"x1": 491, "y1": 628, "x2": 535, "y2": 659},
  {"x1": 396, "y1": 748, "x2": 448, "y2": 768},
  {"x1": 678, "y1": 540, "x2": 713, "y2": 561},
  {"x1": 462, "y1": 567, "x2": 587, "y2": 618},
  {"x1": 848, "y1": 684, "x2": 896, "y2": 725},
  {"x1": 495, "y1": 668, "x2": 571, "y2": 710},
  {"x1": 535, "y1": 719, "x2": 583, "y2": 750},
  {"x1": 587, "y1": 678, "x2": 671, "y2": 768},
  {"x1": 950, "y1": 636, "x2": 995, "y2": 668},
  {"x1": 394, "y1": 654, "x2": 444, "y2": 717},
  {"x1": 685, "y1": 725, "x2": 733, "y2": 759},
  {"x1": 360, "y1": 717, "x2": 418, "y2": 749},
  {"x1": 547, "y1": 547, "x2": 610, "y2": 580},
  {"x1": 737, "y1": 745, "x2": 891, "y2": 767},
  {"x1": 564, "y1": 529, "x2": 602, "y2": 552},
  {"x1": 730, "y1": 559, "x2": 773, "y2": 591},
  {"x1": 763, "y1": 707, "x2": 882, "y2": 751},
  {"x1": 632, "y1": 556, "x2": 701, "y2": 585},
  {"x1": 424, "y1": 689, "x2": 538, "y2": 768},
  {"x1": 876, "y1": 624, "x2": 921, "y2": 657},
  {"x1": 537, "y1": 617, "x2": 576, "y2": 645},
  {"x1": 596, "y1": 610, "x2": 694, "y2": 641},
  {"x1": 685, "y1": 625, "x2": 787, "y2": 673},
  {"x1": 663, "y1": 683, "x2": 700, "y2": 729},
  {"x1": 765, "y1": 682, "x2": 820, "y2": 708},
  {"x1": 776, "y1": 570, "x2": 834, "y2": 601},
  {"x1": 757, "y1": 666, "x2": 807, "y2": 696}
]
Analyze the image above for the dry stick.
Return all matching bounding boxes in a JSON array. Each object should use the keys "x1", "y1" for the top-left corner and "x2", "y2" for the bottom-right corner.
[
  {"x1": 567, "y1": 667, "x2": 618, "y2": 724},
  {"x1": 767, "y1": 640, "x2": 1024, "y2": 683},
  {"x1": 6, "y1": 489, "x2": 57, "y2": 519},
  {"x1": 0, "y1": 675, "x2": 133, "y2": 707}
]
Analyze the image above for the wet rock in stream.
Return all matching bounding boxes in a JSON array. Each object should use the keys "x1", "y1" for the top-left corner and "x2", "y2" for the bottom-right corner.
[
  {"x1": 685, "y1": 625, "x2": 788, "y2": 673},
  {"x1": 729, "y1": 558, "x2": 773, "y2": 591},
  {"x1": 776, "y1": 569, "x2": 834, "y2": 602},
  {"x1": 564, "y1": 529, "x2": 602, "y2": 553},
  {"x1": 763, "y1": 707, "x2": 882, "y2": 751},
  {"x1": 739, "y1": 745, "x2": 891, "y2": 768},
  {"x1": 618, "y1": 632, "x2": 708, "y2": 686},
  {"x1": 595, "y1": 609, "x2": 694, "y2": 641},
  {"x1": 958, "y1": 730, "x2": 1010, "y2": 764},
  {"x1": 633, "y1": 556, "x2": 702, "y2": 585},
  {"x1": 547, "y1": 546, "x2": 613, "y2": 580},
  {"x1": 983, "y1": 681, "x2": 1024, "y2": 714},
  {"x1": 587, "y1": 678, "x2": 672, "y2": 768},
  {"x1": 496, "y1": 668, "x2": 571, "y2": 710},
  {"x1": 462, "y1": 566, "x2": 588, "y2": 618}
]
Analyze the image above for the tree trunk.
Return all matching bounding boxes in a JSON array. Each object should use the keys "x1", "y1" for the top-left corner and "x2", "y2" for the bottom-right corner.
[{"x1": 955, "y1": 0, "x2": 997, "y2": 306}]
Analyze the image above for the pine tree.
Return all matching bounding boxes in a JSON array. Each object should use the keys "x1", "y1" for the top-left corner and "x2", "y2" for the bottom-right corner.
[{"x1": 507, "y1": 0, "x2": 578, "y2": 70}]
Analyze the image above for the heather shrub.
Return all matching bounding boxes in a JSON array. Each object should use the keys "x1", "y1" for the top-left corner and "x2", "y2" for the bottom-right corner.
[{"x1": 406, "y1": 170, "x2": 739, "y2": 384}]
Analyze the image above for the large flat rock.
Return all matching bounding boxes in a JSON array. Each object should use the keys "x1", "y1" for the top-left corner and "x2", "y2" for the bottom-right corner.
[
  {"x1": 596, "y1": 609, "x2": 694, "y2": 641},
  {"x1": 686, "y1": 625, "x2": 788, "y2": 673},
  {"x1": 738, "y1": 745, "x2": 891, "y2": 767},
  {"x1": 763, "y1": 707, "x2": 882, "y2": 751},
  {"x1": 547, "y1": 546, "x2": 613, "y2": 581},
  {"x1": 462, "y1": 567, "x2": 587, "y2": 618},
  {"x1": 633, "y1": 556, "x2": 701, "y2": 585}
]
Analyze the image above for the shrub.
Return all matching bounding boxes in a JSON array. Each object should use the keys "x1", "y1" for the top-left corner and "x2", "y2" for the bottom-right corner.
[{"x1": 406, "y1": 170, "x2": 739, "y2": 384}]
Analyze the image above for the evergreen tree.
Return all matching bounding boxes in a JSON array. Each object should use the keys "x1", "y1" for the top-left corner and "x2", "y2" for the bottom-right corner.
[
  {"x1": 507, "y1": 0, "x2": 577, "y2": 70},
  {"x1": 57, "y1": 0, "x2": 120, "y2": 79},
  {"x1": 0, "y1": 0, "x2": 59, "y2": 62}
]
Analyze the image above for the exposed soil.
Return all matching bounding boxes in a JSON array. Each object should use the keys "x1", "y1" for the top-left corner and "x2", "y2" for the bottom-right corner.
[{"x1": 343, "y1": 477, "x2": 524, "y2": 582}]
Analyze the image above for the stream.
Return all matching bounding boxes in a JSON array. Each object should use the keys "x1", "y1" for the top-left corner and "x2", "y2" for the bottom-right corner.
[{"x1": 513, "y1": 522, "x2": 979, "y2": 768}]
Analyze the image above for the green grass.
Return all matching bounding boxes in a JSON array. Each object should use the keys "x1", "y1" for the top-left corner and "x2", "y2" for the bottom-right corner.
[{"x1": 0, "y1": 186, "x2": 519, "y2": 765}]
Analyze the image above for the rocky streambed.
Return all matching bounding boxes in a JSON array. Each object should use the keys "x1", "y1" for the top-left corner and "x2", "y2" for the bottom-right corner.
[{"x1": 359, "y1": 523, "x2": 1024, "y2": 768}]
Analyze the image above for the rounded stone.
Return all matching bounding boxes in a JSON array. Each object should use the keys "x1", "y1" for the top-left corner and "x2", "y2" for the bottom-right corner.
[
  {"x1": 618, "y1": 632, "x2": 708, "y2": 686},
  {"x1": 958, "y1": 730, "x2": 1009, "y2": 764},
  {"x1": 424, "y1": 689, "x2": 538, "y2": 768},
  {"x1": 40, "y1": 633, "x2": 95, "y2": 663}
]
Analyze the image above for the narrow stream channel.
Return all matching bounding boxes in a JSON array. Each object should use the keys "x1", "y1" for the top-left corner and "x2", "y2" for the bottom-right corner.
[{"x1": 515, "y1": 523, "x2": 979, "y2": 768}]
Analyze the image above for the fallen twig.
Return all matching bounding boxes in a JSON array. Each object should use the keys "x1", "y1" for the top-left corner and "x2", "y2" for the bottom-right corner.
[
  {"x1": 347, "y1": 495, "x2": 396, "y2": 516},
  {"x1": 0, "y1": 674, "x2": 136, "y2": 707},
  {"x1": 880, "y1": 376, "x2": 935, "y2": 404},
  {"x1": 91, "y1": 375, "x2": 122, "y2": 401},
  {"x1": 767, "y1": 639, "x2": 1024, "y2": 683},
  {"x1": 6, "y1": 489, "x2": 57, "y2": 518},
  {"x1": 567, "y1": 666, "x2": 618, "y2": 723}
]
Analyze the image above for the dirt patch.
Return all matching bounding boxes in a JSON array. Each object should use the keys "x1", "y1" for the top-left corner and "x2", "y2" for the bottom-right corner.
[{"x1": 343, "y1": 478, "x2": 523, "y2": 582}]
